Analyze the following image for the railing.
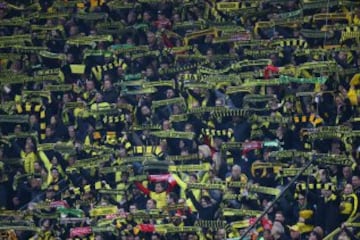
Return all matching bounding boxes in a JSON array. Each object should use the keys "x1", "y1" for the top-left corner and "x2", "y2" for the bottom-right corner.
[
  {"x1": 0, "y1": 179, "x2": 69, "y2": 222},
  {"x1": 237, "y1": 158, "x2": 315, "y2": 240},
  {"x1": 323, "y1": 213, "x2": 360, "y2": 240}
]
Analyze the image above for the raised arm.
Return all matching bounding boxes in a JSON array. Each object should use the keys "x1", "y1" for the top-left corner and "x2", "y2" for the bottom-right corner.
[
  {"x1": 171, "y1": 173, "x2": 187, "y2": 189},
  {"x1": 186, "y1": 189, "x2": 202, "y2": 211},
  {"x1": 135, "y1": 181, "x2": 150, "y2": 195}
]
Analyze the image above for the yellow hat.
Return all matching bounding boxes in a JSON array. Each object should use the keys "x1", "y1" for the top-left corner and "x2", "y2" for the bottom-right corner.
[
  {"x1": 288, "y1": 224, "x2": 301, "y2": 232},
  {"x1": 299, "y1": 209, "x2": 313, "y2": 219}
]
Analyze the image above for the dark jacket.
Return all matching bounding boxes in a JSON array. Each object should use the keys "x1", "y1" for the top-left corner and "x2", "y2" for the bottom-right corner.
[
  {"x1": 186, "y1": 190, "x2": 221, "y2": 220},
  {"x1": 315, "y1": 193, "x2": 340, "y2": 235}
]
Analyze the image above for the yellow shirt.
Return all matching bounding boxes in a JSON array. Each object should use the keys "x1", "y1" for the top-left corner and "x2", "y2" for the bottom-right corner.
[
  {"x1": 171, "y1": 173, "x2": 203, "y2": 212},
  {"x1": 149, "y1": 191, "x2": 167, "y2": 209},
  {"x1": 21, "y1": 151, "x2": 38, "y2": 174},
  {"x1": 226, "y1": 174, "x2": 248, "y2": 184}
]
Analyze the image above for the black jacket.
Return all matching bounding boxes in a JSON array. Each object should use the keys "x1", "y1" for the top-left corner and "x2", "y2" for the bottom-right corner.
[
  {"x1": 186, "y1": 190, "x2": 222, "y2": 220},
  {"x1": 315, "y1": 194, "x2": 340, "y2": 235}
]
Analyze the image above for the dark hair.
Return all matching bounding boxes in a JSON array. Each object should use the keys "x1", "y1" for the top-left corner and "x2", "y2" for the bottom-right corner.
[
  {"x1": 310, "y1": 231, "x2": 322, "y2": 240},
  {"x1": 201, "y1": 196, "x2": 211, "y2": 204},
  {"x1": 189, "y1": 173, "x2": 198, "y2": 180},
  {"x1": 168, "y1": 192, "x2": 178, "y2": 203}
]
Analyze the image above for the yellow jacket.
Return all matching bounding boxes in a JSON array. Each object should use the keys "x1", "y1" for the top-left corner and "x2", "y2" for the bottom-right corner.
[
  {"x1": 21, "y1": 151, "x2": 38, "y2": 174},
  {"x1": 171, "y1": 173, "x2": 207, "y2": 212},
  {"x1": 340, "y1": 193, "x2": 358, "y2": 220}
]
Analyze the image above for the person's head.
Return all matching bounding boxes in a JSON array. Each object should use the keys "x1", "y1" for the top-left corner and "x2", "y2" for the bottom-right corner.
[
  {"x1": 274, "y1": 211, "x2": 285, "y2": 223},
  {"x1": 270, "y1": 53, "x2": 279, "y2": 65},
  {"x1": 146, "y1": 31, "x2": 156, "y2": 45},
  {"x1": 141, "y1": 105, "x2": 151, "y2": 116},
  {"x1": 166, "y1": 89, "x2": 175, "y2": 99},
  {"x1": 51, "y1": 167, "x2": 59, "y2": 180},
  {"x1": 24, "y1": 142, "x2": 34, "y2": 154},
  {"x1": 162, "y1": 120, "x2": 171, "y2": 130},
  {"x1": 12, "y1": 196, "x2": 20, "y2": 207},
  {"x1": 34, "y1": 161, "x2": 42, "y2": 172},
  {"x1": 67, "y1": 155, "x2": 76, "y2": 166},
  {"x1": 154, "y1": 182, "x2": 164, "y2": 193},
  {"x1": 313, "y1": 226, "x2": 324, "y2": 239},
  {"x1": 121, "y1": 171, "x2": 129, "y2": 182},
  {"x1": 271, "y1": 221, "x2": 284, "y2": 239},
  {"x1": 62, "y1": 93, "x2": 72, "y2": 103},
  {"x1": 88, "y1": 28, "x2": 97, "y2": 36},
  {"x1": 297, "y1": 193, "x2": 306, "y2": 206},
  {"x1": 129, "y1": 204, "x2": 137, "y2": 214},
  {"x1": 50, "y1": 115, "x2": 60, "y2": 126},
  {"x1": 263, "y1": 229, "x2": 274, "y2": 240},
  {"x1": 14, "y1": 124, "x2": 22, "y2": 134},
  {"x1": 187, "y1": 233, "x2": 199, "y2": 240},
  {"x1": 66, "y1": 52, "x2": 75, "y2": 63},
  {"x1": 41, "y1": 219, "x2": 51, "y2": 231},
  {"x1": 335, "y1": 95, "x2": 344, "y2": 106},
  {"x1": 352, "y1": 174, "x2": 360, "y2": 188},
  {"x1": 231, "y1": 165, "x2": 241, "y2": 179},
  {"x1": 67, "y1": 125, "x2": 76, "y2": 139},
  {"x1": 117, "y1": 65, "x2": 125, "y2": 76},
  {"x1": 215, "y1": 228, "x2": 226, "y2": 240},
  {"x1": 157, "y1": 10, "x2": 166, "y2": 20},
  {"x1": 319, "y1": 169, "x2": 329, "y2": 182},
  {"x1": 29, "y1": 114, "x2": 38, "y2": 125},
  {"x1": 213, "y1": 136, "x2": 223, "y2": 150},
  {"x1": 160, "y1": 60, "x2": 169, "y2": 70},
  {"x1": 103, "y1": 78, "x2": 113, "y2": 91},
  {"x1": 151, "y1": 233, "x2": 161, "y2": 240},
  {"x1": 204, "y1": 35, "x2": 214, "y2": 44},
  {"x1": 343, "y1": 166, "x2": 352, "y2": 180},
  {"x1": 200, "y1": 196, "x2": 211, "y2": 208},
  {"x1": 172, "y1": 13, "x2": 181, "y2": 23},
  {"x1": 126, "y1": 37, "x2": 134, "y2": 45},
  {"x1": 146, "y1": 199, "x2": 156, "y2": 210},
  {"x1": 321, "y1": 189, "x2": 332, "y2": 198},
  {"x1": 331, "y1": 140, "x2": 341, "y2": 154},
  {"x1": 167, "y1": 192, "x2": 178, "y2": 205},
  {"x1": 309, "y1": 231, "x2": 322, "y2": 240},
  {"x1": 338, "y1": 51, "x2": 347, "y2": 61},
  {"x1": 338, "y1": 231, "x2": 351, "y2": 240},
  {"x1": 45, "y1": 188, "x2": 56, "y2": 200},
  {"x1": 126, "y1": 235, "x2": 135, "y2": 240},
  {"x1": 51, "y1": 156, "x2": 58, "y2": 166},
  {"x1": 127, "y1": 10, "x2": 137, "y2": 24},
  {"x1": 290, "y1": 226, "x2": 301, "y2": 240},
  {"x1": 25, "y1": 137, "x2": 35, "y2": 146},
  {"x1": 215, "y1": 98, "x2": 225, "y2": 107},
  {"x1": 198, "y1": 145, "x2": 211, "y2": 159},
  {"x1": 69, "y1": 25, "x2": 79, "y2": 36},
  {"x1": 189, "y1": 174, "x2": 198, "y2": 183},
  {"x1": 276, "y1": 126, "x2": 285, "y2": 139},
  {"x1": 95, "y1": 235, "x2": 104, "y2": 240},
  {"x1": 30, "y1": 177, "x2": 42, "y2": 189},
  {"x1": 145, "y1": 66, "x2": 155, "y2": 77},
  {"x1": 45, "y1": 126, "x2": 54, "y2": 138},
  {"x1": 184, "y1": 123, "x2": 193, "y2": 132},
  {"x1": 143, "y1": 11, "x2": 152, "y2": 22},
  {"x1": 172, "y1": 104, "x2": 182, "y2": 115},
  {"x1": 86, "y1": 80, "x2": 95, "y2": 91},
  {"x1": 208, "y1": 169, "x2": 216, "y2": 178},
  {"x1": 344, "y1": 183, "x2": 353, "y2": 195},
  {"x1": 95, "y1": 92, "x2": 103, "y2": 103},
  {"x1": 178, "y1": 198, "x2": 186, "y2": 205}
]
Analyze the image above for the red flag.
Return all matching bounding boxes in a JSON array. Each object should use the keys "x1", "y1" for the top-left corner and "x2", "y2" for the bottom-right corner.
[{"x1": 70, "y1": 227, "x2": 92, "y2": 238}]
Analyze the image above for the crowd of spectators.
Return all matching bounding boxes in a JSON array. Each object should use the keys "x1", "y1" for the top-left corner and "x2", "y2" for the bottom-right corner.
[{"x1": 1, "y1": 0, "x2": 360, "y2": 239}]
